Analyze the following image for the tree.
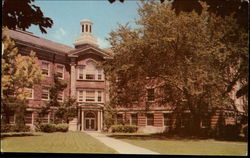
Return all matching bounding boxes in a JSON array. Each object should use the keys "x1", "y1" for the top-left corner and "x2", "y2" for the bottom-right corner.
[
  {"x1": 2, "y1": 28, "x2": 43, "y2": 127},
  {"x1": 2, "y1": 0, "x2": 53, "y2": 33},
  {"x1": 103, "y1": 0, "x2": 248, "y2": 135}
]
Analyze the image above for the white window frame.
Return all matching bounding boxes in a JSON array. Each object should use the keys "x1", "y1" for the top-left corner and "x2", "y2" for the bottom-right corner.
[
  {"x1": 41, "y1": 86, "x2": 50, "y2": 100},
  {"x1": 77, "y1": 66, "x2": 85, "y2": 80},
  {"x1": 41, "y1": 61, "x2": 50, "y2": 77},
  {"x1": 85, "y1": 90, "x2": 95, "y2": 102},
  {"x1": 57, "y1": 91, "x2": 64, "y2": 102},
  {"x1": 78, "y1": 90, "x2": 84, "y2": 102},
  {"x1": 97, "y1": 91, "x2": 102, "y2": 102},
  {"x1": 56, "y1": 64, "x2": 65, "y2": 79}
]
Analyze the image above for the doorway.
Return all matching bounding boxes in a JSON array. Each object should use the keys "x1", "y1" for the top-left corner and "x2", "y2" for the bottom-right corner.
[{"x1": 85, "y1": 112, "x2": 96, "y2": 130}]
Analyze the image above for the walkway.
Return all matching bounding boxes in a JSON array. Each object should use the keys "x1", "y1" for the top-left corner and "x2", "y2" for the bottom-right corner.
[{"x1": 85, "y1": 132, "x2": 160, "y2": 154}]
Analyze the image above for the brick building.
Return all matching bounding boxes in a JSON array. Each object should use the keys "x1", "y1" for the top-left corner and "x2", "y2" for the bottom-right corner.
[
  {"x1": 5, "y1": 19, "x2": 111, "y2": 131},
  {"x1": 5, "y1": 19, "x2": 247, "y2": 133}
]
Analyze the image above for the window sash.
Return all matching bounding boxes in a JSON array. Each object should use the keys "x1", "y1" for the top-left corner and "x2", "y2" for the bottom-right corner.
[
  {"x1": 57, "y1": 91, "x2": 64, "y2": 102},
  {"x1": 97, "y1": 91, "x2": 102, "y2": 102},
  {"x1": 78, "y1": 66, "x2": 84, "y2": 80},
  {"x1": 42, "y1": 87, "x2": 49, "y2": 100},
  {"x1": 42, "y1": 62, "x2": 49, "y2": 76},
  {"x1": 86, "y1": 74, "x2": 95, "y2": 80},
  {"x1": 164, "y1": 113, "x2": 171, "y2": 127},
  {"x1": 78, "y1": 90, "x2": 84, "y2": 102},
  {"x1": 86, "y1": 91, "x2": 95, "y2": 102},
  {"x1": 56, "y1": 65, "x2": 64, "y2": 79},
  {"x1": 147, "y1": 114, "x2": 154, "y2": 126},
  {"x1": 131, "y1": 114, "x2": 138, "y2": 125},
  {"x1": 25, "y1": 88, "x2": 34, "y2": 99}
]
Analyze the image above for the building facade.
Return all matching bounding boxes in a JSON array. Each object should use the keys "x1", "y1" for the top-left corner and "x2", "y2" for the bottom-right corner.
[
  {"x1": 6, "y1": 19, "x2": 111, "y2": 131},
  {"x1": 5, "y1": 19, "x2": 247, "y2": 133}
]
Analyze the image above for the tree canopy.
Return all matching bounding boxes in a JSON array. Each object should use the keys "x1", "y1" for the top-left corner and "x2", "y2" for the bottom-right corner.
[
  {"x1": 2, "y1": 28, "x2": 44, "y2": 126},
  {"x1": 2, "y1": 0, "x2": 53, "y2": 33},
  {"x1": 103, "y1": 0, "x2": 248, "y2": 134}
]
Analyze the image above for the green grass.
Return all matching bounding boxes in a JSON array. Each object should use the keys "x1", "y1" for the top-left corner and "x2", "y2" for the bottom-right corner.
[
  {"x1": 108, "y1": 134, "x2": 247, "y2": 156},
  {"x1": 1, "y1": 132, "x2": 117, "y2": 153}
]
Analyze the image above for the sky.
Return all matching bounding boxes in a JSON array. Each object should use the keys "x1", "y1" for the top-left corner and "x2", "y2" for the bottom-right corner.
[{"x1": 28, "y1": 0, "x2": 141, "y2": 48}]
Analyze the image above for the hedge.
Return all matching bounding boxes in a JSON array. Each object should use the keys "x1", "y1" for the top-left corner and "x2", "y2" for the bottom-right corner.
[
  {"x1": 111, "y1": 125, "x2": 138, "y2": 133},
  {"x1": 1, "y1": 124, "x2": 30, "y2": 133},
  {"x1": 38, "y1": 123, "x2": 69, "y2": 133}
]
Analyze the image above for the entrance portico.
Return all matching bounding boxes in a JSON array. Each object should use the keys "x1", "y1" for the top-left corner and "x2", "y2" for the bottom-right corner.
[{"x1": 78, "y1": 104, "x2": 103, "y2": 132}]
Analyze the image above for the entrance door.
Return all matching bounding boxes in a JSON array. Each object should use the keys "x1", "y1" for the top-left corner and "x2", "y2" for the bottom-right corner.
[
  {"x1": 85, "y1": 112, "x2": 96, "y2": 130},
  {"x1": 85, "y1": 118, "x2": 95, "y2": 130}
]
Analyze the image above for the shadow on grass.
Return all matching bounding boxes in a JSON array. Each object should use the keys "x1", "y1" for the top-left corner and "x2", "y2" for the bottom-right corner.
[{"x1": 108, "y1": 133, "x2": 247, "y2": 142}]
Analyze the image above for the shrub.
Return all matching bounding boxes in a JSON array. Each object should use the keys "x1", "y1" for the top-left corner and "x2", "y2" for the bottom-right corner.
[
  {"x1": 111, "y1": 125, "x2": 138, "y2": 133},
  {"x1": 0, "y1": 124, "x2": 30, "y2": 133},
  {"x1": 1, "y1": 124, "x2": 13, "y2": 133},
  {"x1": 218, "y1": 124, "x2": 241, "y2": 140},
  {"x1": 39, "y1": 123, "x2": 56, "y2": 133},
  {"x1": 38, "y1": 123, "x2": 69, "y2": 133},
  {"x1": 55, "y1": 124, "x2": 69, "y2": 132}
]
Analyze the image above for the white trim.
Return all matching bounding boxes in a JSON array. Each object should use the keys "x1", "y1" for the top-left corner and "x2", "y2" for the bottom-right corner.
[
  {"x1": 56, "y1": 64, "x2": 65, "y2": 79},
  {"x1": 41, "y1": 86, "x2": 50, "y2": 100},
  {"x1": 57, "y1": 91, "x2": 64, "y2": 102},
  {"x1": 41, "y1": 61, "x2": 50, "y2": 77}
]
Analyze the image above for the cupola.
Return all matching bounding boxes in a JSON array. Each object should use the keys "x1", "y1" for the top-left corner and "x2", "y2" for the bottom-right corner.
[{"x1": 74, "y1": 19, "x2": 98, "y2": 48}]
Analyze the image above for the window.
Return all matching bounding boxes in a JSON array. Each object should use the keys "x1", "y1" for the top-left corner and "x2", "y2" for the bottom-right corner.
[
  {"x1": 86, "y1": 74, "x2": 95, "y2": 80},
  {"x1": 117, "y1": 114, "x2": 123, "y2": 125},
  {"x1": 57, "y1": 91, "x2": 64, "y2": 102},
  {"x1": 78, "y1": 90, "x2": 84, "y2": 102},
  {"x1": 97, "y1": 91, "x2": 102, "y2": 102},
  {"x1": 56, "y1": 65, "x2": 64, "y2": 79},
  {"x1": 42, "y1": 113, "x2": 49, "y2": 123},
  {"x1": 131, "y1": 114, "x2": 138, "y2": 125},
  {"x1": 86, "y1": 60, "x2": 96, "y2": 80},
  {"x1": 164, "y1": 113, "x2": 172, "y2": 127},
  {"x1": 97, "y1": 68, "x2": 102, "y2": 80},
  {"x1": 42, "y1": 86, "x2": 50, "y2": 100},
  {"x1": 201, "y1": 118, "x2": 210, "y2": 128},
  {"x1": 82, "y1": 25, "x2": 84, "y2": 33},
  {"x1": 41, "y1": 62, "x2": 49, "y2": 76},
  {"x1": 86, "y1": 90, "x2": 95, "y2": 102},
  {"x1": 78, "y1": 66, "x2": 84, "y2": 80},
  {"x1": 147, "y1": 113, "x2": 154, "y2": 126},
  {"x1": 25, "y1": 111, "x2": 32, "y2": 124},
  {"x1": 147, "y1": 88, "x2": 155, "y2": 101},
  {"x1": 25, "y1": 88, "x2": 34, "y2": 99}
]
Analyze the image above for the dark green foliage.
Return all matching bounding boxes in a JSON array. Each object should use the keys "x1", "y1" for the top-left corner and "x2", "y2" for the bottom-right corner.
[
  {"x1": 2, "y1": 0, "x2": 53, "y2": 33},
  {"x1": 55, "y1": 124, "x2": 69, "y2": 132},
  {"x1": 38, "y1": 123, "x2": 57, "y2": 133},
  {"x1": 218, "y1": 124, "x2": 241, "y2": 140},
  {"x1": 111, "y1": 125, "x2": 138, "y2": 133},
  {"x1": 1, "y1": 132, "x2": 35, "y2": 138},
  {"x1": 243, "y1": 125, "x2": 248, "y2": 139},
  {"x1": 1, "y1": 124, "x2": 30, "y2": 133},
  {"x1": 38, "y1": 123, "x2": 69, "y2": 133}
]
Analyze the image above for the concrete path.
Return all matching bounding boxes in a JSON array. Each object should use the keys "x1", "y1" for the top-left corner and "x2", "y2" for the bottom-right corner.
[{"x1": 85, "y1": 131, "x2": 160, "y2": 155}]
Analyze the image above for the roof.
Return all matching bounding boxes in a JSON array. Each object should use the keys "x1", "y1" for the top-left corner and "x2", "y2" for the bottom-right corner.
[
  {"x1": 5, "y1": 29, "x2": 74, "y2": 54},
  {"x1": 69, "y1": 44, "x2": 112, "y2": 58}
]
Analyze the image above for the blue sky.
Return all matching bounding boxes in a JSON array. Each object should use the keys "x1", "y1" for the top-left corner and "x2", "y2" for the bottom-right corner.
[{"x1": 28, "y1": 0, "x2": 141, "y2": 48}]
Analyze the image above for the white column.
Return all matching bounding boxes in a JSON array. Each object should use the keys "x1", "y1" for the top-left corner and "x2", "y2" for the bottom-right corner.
[
  {"x1": 81, "y1": 110, "x2": 84, "y2": 131},
  {"x1": 100, "y1": 110, "x2": 103, "y2": 130},
  {"x1": 98, "y1": 111, "x2": 101, "y2": 132}
]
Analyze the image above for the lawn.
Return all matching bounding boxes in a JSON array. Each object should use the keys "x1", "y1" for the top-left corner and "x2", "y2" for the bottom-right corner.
[
  {"x1": 108, "y1": 134, "x2": 248, "y2": 156},
  {"x1": 1, "y1": 132, "x2": 117, "y2": 153}
]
